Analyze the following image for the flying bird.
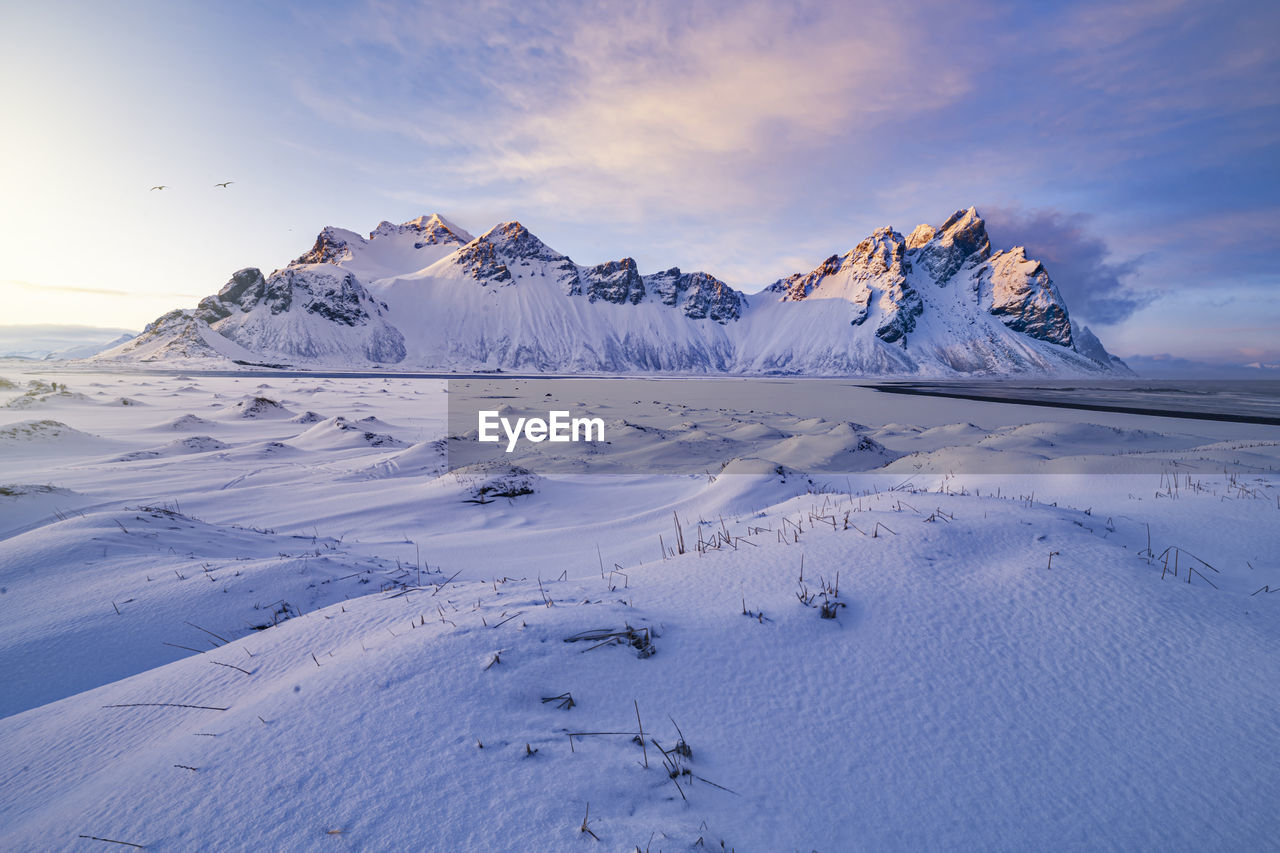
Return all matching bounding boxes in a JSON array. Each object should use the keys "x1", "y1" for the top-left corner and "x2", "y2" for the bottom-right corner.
[
  {"x1": 214, "y1": 181, "x2": 234, "y2": 188},
  {"x1": 150, "y1": 185, "x2": 168, "y2": 191}
]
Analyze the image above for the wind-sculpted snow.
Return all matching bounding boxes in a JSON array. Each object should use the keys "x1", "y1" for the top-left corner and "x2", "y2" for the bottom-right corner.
[
  {"x1": 1, "y1": 371, "x2": 1278, "y2": 849},
  {"x1": 111, "y1": 435, "x2": 230, "y2": 462},
  {"x1": 288, "y1": 415, "x2": 406, "y2": 450},
  {"x1": 159, "y1": 413, "x2": 217, "y2": 431},
  {"x1": 100, "y1": 209, "x2": 1125, "y2": 375},
  {"x1": 3, "y1": 380, "x2": 92, "y2": 408},
  {"x1": 0, "y1": 418, "x2": 105, "y2": 445},
  {"x1": 0, "y1": 505, "x2": 398, "y2": 716},
  {"x1": 219, "y1": 395, "x2": 294, "y2": 420}
]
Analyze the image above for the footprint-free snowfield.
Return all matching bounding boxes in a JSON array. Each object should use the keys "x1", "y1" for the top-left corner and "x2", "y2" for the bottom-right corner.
[{"x1": 1, "y1": 370, "x2": 1278, "y2": 850}]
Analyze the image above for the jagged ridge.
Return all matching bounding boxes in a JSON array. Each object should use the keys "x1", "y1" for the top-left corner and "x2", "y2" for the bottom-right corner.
[{"x1": 98, "y1": 209, "x2": 1127, "y2": 376}]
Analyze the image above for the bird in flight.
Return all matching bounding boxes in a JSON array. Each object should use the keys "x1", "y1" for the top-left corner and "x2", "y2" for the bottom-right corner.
[
  {"x1": 214, "y1": 181, "x2": 234, "y2": 188},
  {"x1": 150, "y1": 185, "x2": 168, "y2": 191}
]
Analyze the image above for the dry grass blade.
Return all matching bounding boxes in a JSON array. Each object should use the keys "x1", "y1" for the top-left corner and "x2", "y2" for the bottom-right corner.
[
  {"x1": 209, "y1": 660, "x2": 252, "y2": 676},
  {"x1": 635, "y1": 700, "x2": 648, "y2": 769},
  {"x1": 490, "y1": 611, "x2": 523, "y2": 629},
  {"x1": 580, "y1": 802, "x2": 599, "y2": 840},
  {"x1": 541, "y1": 692, "x2": 575, "y2": 710},
  {"x1": 77, "y1": 836, "x2": 146, "y2": 849},
  {"x1": 182, "y1": 621, "x2": 228, "y2": 645},
  {"x1": 431, "y1": 569, "x2": 463, "y2": 596}
]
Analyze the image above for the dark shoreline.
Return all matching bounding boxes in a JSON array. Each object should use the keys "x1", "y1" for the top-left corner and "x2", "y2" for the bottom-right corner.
[{"x1": 872, "y1": 384, "x2": 1280, "y2": 426}]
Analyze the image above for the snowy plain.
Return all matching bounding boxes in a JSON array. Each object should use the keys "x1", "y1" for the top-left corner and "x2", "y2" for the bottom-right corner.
[{"x1": 1, "y1": 365, "x2": 1278, "y2": 851}]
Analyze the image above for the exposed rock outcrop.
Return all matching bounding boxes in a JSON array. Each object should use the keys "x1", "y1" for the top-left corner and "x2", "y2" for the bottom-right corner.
[
  {"x1": 983, "y1": 248, "x2": 1072, "y2": 347},
  {"x1": 645, "y1": 268, "x2": 744, "y2": 323}
]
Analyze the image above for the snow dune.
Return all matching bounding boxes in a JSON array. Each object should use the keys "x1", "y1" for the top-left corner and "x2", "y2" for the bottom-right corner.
[{"x1": 0, "y1": 369, "x2": 1277, "y2": 849}]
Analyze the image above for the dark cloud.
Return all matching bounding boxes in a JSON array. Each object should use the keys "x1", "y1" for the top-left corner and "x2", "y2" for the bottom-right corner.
[{"x1": 981, "y1": 206, "x2": 1152, "y2": 326}]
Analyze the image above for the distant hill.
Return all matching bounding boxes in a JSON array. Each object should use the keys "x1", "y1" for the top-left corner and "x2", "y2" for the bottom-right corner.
[{"x1": 0, "y1": 325, "x2": 136, "y2": 360}]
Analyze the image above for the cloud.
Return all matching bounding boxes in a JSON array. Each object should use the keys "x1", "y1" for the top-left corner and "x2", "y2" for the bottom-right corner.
[
  {"x1": 288, "y1": 0, "x2": 980, "y2": 221},
  {"x1": 1119, "y1": 353, "x2": 1280, "y2": 377},
  {"x1": 2, "y1": 279, "x2": 133, "y2": 297},
  {"x1": 260, "y1": 0, "x2": 1279, "y2": 362},
  {"x1": 1051, "y1": 0, "x2": 1280, "y2": 122},
  {"x1": 980, "y1": 206, "x2": 1151, "y2": 326},
  {"x1": 1, "y1": 279, "x2": 200, "y2": 299}
]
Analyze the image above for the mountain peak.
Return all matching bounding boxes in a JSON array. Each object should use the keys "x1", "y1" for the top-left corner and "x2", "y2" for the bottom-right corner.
[
  {"x1": 401, "y1": 213, "x2": 473, "y2": 244},
  {"x1": 906, "y1": 223, "x2": 936, "y2": 250},
  {"x1": 292, "y1": 226, "x2": 364, "y2": 266},
  {"x1": 478, "y1": 221, "x2": 564, "y2": 261},
  {"x1": 936, "y1": 207, "x2": 990, "y2": 254},
  {"x1": 847, "y1": 227, "x2": 909, "y2": 278},
  {"x1": 367, "y1": 214, "x2": 473, "y2": 246},
  {"x1": 404, "y1": 213, "x2": 449, "y2": 230},
  {"x1": 910, "y1": 206, "x2": 991, "y2": 283},
  {"x1": 482, "y1": 220, "x2": 530, "y2": 241},
  {"x1": 443, "y1": 221, "x2": 570, "y2": 288}
]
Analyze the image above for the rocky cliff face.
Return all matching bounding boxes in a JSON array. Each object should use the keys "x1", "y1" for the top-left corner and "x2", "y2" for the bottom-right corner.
[
  {"x1": 982, "y1": 248, "x2": 1073, "y2": 347},
  {"x1": 645, "y1": 268, "x2": 744, "y2": 323},
  {"x1": 449, "y1": 221, "x2": 582, "y2": 292},
  {"x1": 214, "y1": 266, "x2": 405, "y2": 363},
  {"x1": 170, "y1": 262, "x2": 407, "y2": 364},
  {"x1": 195, "y1": 268, "x2": 272, "y2": 320},
  {"x1": 765, "y1": 207, "x2": 1072, "y2": 350},
  {"x1": 197, "y1": 267, "x2": 387, "y2": 330},
  {"x1": 860, "y1": 228, "x2": 923, "y2": 344},
  {"x1": 909, "y1": 207, "x2": 992, "y2": 283},
  {"x1": 583, "y1": 258, "x2": 646, "y2": 305},
  {"x1": 765, "y1": 226, "x2": 922, "y2": 344}
]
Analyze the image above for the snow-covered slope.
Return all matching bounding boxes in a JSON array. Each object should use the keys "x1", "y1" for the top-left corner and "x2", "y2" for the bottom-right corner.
[
  {"x1": 370, "y1": 221, "x2": 742, "y2": 371},
  {"x1": 1, "y1": 370, "x2": 1277, "y2": 849},
  {"x1": 98, "y1": 209, "x2": 1129, "y2": 375},
  {"x1": 100, "y1": 310, "x2": 266, "y2": 364}
]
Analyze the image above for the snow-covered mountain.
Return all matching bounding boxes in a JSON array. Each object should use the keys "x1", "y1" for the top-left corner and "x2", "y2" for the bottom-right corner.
[{"x1": 98, "y1": 208, "x2": 1129, "y2": 375}]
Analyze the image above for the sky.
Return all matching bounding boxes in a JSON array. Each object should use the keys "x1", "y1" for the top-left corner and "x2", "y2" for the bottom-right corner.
[{"x1": 1, "y1": 0, "x2": 1277, "y2": 365}]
